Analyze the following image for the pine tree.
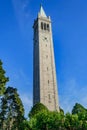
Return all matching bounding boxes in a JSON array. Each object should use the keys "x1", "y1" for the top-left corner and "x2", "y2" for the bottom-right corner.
[
  {"x1": 0, "y1": 60, "x2": 9, "y2": 96},
  {"x1": 0, "y1": 87, "x2": 24, "y2": 130},
  {"x1": 0, "y1": 60, "x2": 9, "y2": 129}
]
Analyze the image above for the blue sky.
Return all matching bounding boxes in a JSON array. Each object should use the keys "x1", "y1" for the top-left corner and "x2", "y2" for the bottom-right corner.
[{"x1": 0, "y1": 0, "x2": 87, "y2": 116}]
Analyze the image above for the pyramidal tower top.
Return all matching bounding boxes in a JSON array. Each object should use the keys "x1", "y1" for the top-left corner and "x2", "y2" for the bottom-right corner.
[{"x1": 38, "y1": 5, "x2": 47, "y2": 18}]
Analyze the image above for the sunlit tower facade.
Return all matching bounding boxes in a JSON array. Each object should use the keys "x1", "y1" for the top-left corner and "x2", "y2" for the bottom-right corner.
[{"x1": 33, "y1": 5, "x2": 59, "y2": 111}]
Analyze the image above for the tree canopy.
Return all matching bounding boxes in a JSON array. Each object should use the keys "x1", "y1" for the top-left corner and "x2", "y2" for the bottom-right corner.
[
  {"x1": 0, "y1": 60, "x2": 9, "y2": 96},
  {"x1": 72, "y1": 103, "x2": 87, "y2": 115},
  {"x1": 29, "y1": 102, "x2": 48, "y2": 118},
  {"x1": 0, "y1": 86, "x2": 24, "y2": 130}
]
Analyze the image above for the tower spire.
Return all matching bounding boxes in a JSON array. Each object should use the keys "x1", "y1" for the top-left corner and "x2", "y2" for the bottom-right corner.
[{"x1": 38, "y1": 5, "x2": 47, "y2": 18}]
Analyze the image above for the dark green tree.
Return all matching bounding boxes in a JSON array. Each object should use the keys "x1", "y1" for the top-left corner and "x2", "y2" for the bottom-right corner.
[
  {"x1": 0, "y1": 60, "x2": 9, "y2": 96},
  {"x1": 72, "y1": 103, "x2": 87, "y2": 129},
  {"x1": 64, "y1": 112, "x2": 80, "y2": 130},
  {"x1": 72, "y1": 103, "x2": 87, "y2": 115},
  {"x1": 82, "y1": 120, "x2": 87, "y2": 130},
  {"x1": 59, "y1": 107, "x2": 64, "y2": 114},
  {"x1": 29, "y1": 102, "x2": 48, "y2": 118},
  {"x1": 29, "y1": 110, "x2": 65, "y2": 130},
  {"x1": 19, "y1": 120, "x2": 31, "y2": 130},
  {"x1": 0, "y1": 60, "x2": 9, "y2": 128},
  {"x1": 0, "y1": 86, "x2": 24, "y2": 130}
]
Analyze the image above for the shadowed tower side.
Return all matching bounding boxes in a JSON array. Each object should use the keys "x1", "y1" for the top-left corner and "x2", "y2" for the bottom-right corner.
[{"x1": 33, "y1": 5, "x2": 59, "y2": 111}]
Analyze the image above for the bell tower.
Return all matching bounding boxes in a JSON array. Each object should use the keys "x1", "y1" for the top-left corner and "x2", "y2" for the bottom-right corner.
[{"x1": 33, "y1": 5, "x2": 59, "y2": 111}]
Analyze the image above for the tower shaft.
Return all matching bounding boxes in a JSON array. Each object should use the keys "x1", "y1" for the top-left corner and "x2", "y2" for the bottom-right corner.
[{"x1": 33, "y1": 6, "x2": 59, "y2": 111}]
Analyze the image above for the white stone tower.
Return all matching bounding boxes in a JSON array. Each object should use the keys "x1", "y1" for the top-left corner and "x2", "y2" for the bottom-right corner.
[{"x1": 33, "y1": 5, "x2": 59, "y2": 111}]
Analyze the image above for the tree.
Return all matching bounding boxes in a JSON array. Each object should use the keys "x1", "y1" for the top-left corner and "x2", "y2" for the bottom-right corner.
[
  {"x1": 64, "y1": 112, "x2": 72, "y2": 130},
  {"x1": 72, "y1": 103, "x2": 87, "y2": 115},
  {"x1": 29, "y1": 110, "x2": 65, "y2": 130},
  {"x1": 59, "y1": 107, "x2": 64, "y2": 114},
  {"x1": 72, "y1": 103, "x2": 87, "y2": 129},
  {"x1": 29, "y1": 102, "x2": 48, "y2": 118},
  {"x1": 0, "y1": 60, "x2": 9, "y2": 129},
  {"x1": 0, "y1": 60, "x2": 9, "y2": 96},
  {"x1": 19, "y1": 120, "x2": 31, "y2": 130},
  {"x1": 0, "y1": 86, "x2": 24, "y2": 130},
  {"x1": 46, "y1": 111, "x2": 65, "y2": 130}
]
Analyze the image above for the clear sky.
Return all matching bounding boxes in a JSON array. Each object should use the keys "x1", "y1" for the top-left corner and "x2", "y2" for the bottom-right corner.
[{"x1": 0, "y1": 0, "x2": 87, "y2": 116}]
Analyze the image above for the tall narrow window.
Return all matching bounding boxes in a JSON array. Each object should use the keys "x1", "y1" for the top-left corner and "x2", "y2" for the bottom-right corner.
[
  {"x1": 41, "y1": 22, "x2": 43, "y2": 30},
  {"x1": 47, "y1": 24, "x2": 50, "y2": 31},
  {"x1": 48, "y1": 94, "x2": 51, "y2": 103},
  {"x1": 48, "y1": 80, "x2": 49, "y2": 84},
  {"x1": 44, "y1": 23, "x2": 46, "y2": 30},
  {"x1": 46, "y1": 55, "x2": 48, "y2": 58},
  {"x1": 49, "y1": 94, "x2": 50, "y2": 99}
]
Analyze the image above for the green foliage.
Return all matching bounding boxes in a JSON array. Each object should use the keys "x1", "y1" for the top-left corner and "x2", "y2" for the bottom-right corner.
[
  {"x1": 64, "y1": 112, "x2": 80, "y2": 130},
  {"x1": 26, "y1": 103, "x2": 87, "y2": 130},
  {"x1": 29, "y1": 117, "x2": 37, "y2": 130},
  {"x1": 0, "y1": 86, "x2": 24, "y2": 130},
  {"x1": 0, "y1": 60, "x2": 9, "y2": 96},
  {"x1": 28, "y1": 110, "x2": 65, "y2": 130},
  {"x1": 72, "y1": 103, "x2": 87, "y2": 115},
  {"x1": 59, "y1": 106, "x2": 64, "y2": 114},
  {"x1": 72, "y1": 103, "x2": 87, "y2": 129},
  {"x1": 19, "y1": 120, "x2": 31, "y2": 130},
  {"x1": 29, "y1": 102, "x2": 48, "y2": 118}
]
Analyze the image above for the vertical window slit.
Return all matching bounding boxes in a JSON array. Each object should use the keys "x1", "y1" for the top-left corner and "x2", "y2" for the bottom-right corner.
[
  {"x1": 47, "y1": 24, "x2": 50, "y2": 31},
  {"x1": 41, "y1": 22, "x2": 43, "y2": 30}
]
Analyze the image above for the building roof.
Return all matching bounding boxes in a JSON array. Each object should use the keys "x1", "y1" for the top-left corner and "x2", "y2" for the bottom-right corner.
[{"x1": 39, "y1": 5, "x2": 47, "y2": 18}]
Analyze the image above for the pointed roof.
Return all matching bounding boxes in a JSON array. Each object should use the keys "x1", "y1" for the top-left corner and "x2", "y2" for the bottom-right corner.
[{"x1": 39, "y1": 5, "x2": 47, "y2": 18}]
